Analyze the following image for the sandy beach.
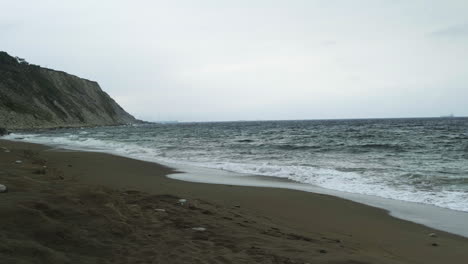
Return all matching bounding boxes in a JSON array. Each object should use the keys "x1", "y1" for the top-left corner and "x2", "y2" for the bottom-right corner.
[{"x1": 1, "y1": 139, "x2": 468, "y2": 264}]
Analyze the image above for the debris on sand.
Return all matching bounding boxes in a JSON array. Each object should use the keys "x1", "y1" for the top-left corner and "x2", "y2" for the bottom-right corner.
[
  {"x1": 0, "y1": 184, "x2": 8, "y2": 193},
  {"x1": 1, "y1": 147, "x2": 10, "y2": 153}
]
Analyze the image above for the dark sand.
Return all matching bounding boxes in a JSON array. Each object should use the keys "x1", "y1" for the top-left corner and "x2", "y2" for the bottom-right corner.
[{"x1": 1, "y1": 139, "x2": 468, "y2": 264}]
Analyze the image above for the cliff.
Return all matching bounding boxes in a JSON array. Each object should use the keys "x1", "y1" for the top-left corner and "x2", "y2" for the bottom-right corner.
[{"x1": 0, "y1": 51, "x2": 139, "y2": 130}]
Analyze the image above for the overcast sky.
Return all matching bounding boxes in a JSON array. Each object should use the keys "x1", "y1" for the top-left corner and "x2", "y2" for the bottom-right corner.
[{"x1": 1, "y1": 0, "x2": 467, "y2": 121}]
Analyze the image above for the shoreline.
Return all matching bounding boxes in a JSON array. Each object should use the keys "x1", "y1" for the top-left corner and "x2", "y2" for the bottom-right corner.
[
  {"x1": 7, "y1": 131, "x2": 468, "y2": 220},
  {"x1": 5, "y1": 134, "x2": 468, "y2": 238},
  {"x1": 165, "y1": 162, "x2": 468, "y2": 238},
  {"x1": 1, "y1": 139, "x2": 468, "y2": 263}
]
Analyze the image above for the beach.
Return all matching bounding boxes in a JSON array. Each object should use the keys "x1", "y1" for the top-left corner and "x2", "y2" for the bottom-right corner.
[{"x1": 1, "y1": 139, "x2": 468, "y2": 264}]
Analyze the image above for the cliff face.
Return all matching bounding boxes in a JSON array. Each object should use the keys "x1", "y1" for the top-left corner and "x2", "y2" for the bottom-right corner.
[{"x1": 0, "y1": 52, "x2": 138, "y2": 130}]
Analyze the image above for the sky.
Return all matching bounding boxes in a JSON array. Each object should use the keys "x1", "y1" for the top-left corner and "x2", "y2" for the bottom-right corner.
[{"x1": 1, "y1": 0, "x2": 467, "y2": 122}]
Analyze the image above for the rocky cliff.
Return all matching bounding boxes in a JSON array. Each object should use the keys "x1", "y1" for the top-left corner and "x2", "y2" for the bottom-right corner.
[{"x1": 0, "y1": 51, "x2": 139, "y2": 130}]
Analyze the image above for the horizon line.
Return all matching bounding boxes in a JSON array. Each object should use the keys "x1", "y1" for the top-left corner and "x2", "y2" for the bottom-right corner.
[{"x1": 147, "y1": 115, "x2": 468, "y2": 124}]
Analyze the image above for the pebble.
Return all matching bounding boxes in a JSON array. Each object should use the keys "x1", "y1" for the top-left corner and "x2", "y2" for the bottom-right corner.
[
  {"x1": 428, "y1": 233, "x2": 437, "y2": 238},
  {"x1": 431, "y1": 243, "x2": 439, "y2": 247},
  {"x1": 192, "y1": 227, "x2": 206, "y2": 231},
  {"x1": 154, "y1": 209, "x2": 166, "y2": 212},
  {"x1": 15, "y1": 160, "x2": 22, "y2": 164},
  {"x1": 0, "y1": 146, "x2": 10, "y2": 152},
  {"x1": 0, "y1": 184, "x2": 8, "y2": 193},
  {"x1": 178, "y1": 199, "x2": 187, "y2": 205}
]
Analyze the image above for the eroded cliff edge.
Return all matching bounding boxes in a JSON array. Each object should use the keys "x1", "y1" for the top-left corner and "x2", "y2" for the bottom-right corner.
[{"x1": 0, "y1": 52, "x2": 139, "y2": 130}]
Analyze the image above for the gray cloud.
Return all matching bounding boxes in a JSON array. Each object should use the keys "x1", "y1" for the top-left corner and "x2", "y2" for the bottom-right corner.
[
  {"x1": 0, "y1": 21, "x2": 21, "y2": 32},
  {"x1": 429, "y1": 23, "x2": 468, "y2": 37},
  {"x1": 321, "y1": 40, "x2": 337, "y2": 47}
]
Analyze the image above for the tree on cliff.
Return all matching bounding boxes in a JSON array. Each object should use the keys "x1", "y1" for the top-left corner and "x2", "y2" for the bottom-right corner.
[{"x1": 14, "y1": 56, "x2": 29, "y2": 65}]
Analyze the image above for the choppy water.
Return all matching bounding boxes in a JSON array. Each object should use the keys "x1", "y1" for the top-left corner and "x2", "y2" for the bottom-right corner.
[{"x1": 7, "y1": 118, "x2": 468, "y2": 212}]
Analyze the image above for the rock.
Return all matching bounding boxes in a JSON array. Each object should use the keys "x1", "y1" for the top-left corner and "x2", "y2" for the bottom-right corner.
[
  {"x1": 0, "y1": 127, "x2": 8, "y2": 136},
  {"x1": 318, "y1": 249, "x2": 327, "y2": 254},
  {"x1": 0, "y1": 184, "x2": 8, "y2": 193},
  {"x1": 428, "y1": 233, "x2": 437, "y2": 238},
  {"x1": 178, "y1": 199, "x2": 187, "y2": 205},
  {"x1": 431, "y1": 243, "x2": 439, "y2": 247},
  {"x1": 34, "y1": 168, "x2": 47, "y2": 175},
  {"x1": 192, "y1": 227, "x2": 206, "y2": 232},
  {"x1": 154, "y1": 209, "x2": 166, "y2": 212},
  {"x1": 128, "y1": 204, "x2": 140, "y2": 211},
  {"x1": 15, "y1": 160, "x2": 22, "y2": 164}
]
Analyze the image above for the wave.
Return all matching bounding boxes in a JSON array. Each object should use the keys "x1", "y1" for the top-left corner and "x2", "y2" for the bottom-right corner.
[
  {"x1": 195, "y1": 161, "x2": 468, "y2": 212},
  {"x1": 347, "y1": 143, "x2": 406, "y2": 153},
  {"x1": 274, "y1": 144, "x2": 322, "y2": 151},
  {"x1": 236, "y1": 139, "x2": 255, "y2": 143}
]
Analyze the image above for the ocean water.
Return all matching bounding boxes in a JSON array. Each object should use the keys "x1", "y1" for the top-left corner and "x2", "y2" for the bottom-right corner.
[{"x1": 7, "y1": 118, "x2": 468, "y2": 213}]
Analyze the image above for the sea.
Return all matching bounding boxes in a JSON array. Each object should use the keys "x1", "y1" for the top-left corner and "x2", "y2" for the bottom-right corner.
[{"x1": 6, "y1": 118, "x2": 468, "y2": 235}]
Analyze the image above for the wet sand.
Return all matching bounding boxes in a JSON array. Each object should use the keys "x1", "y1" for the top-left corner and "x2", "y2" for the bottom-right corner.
[{"x1": 1, "y1": 139, "x2": 468, "y2": 264}]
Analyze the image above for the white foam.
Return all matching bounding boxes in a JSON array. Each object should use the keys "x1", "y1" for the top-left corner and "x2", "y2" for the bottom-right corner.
[{"x1": 176, "y1": 161, "x2": 468, "y2": 212}]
